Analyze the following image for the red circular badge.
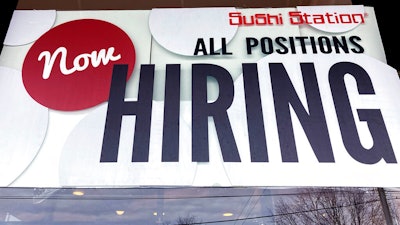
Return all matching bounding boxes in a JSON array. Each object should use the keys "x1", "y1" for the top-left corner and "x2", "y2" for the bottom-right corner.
[{"x1": 22, "y1": 19, "x2": 136, "y2": 111}]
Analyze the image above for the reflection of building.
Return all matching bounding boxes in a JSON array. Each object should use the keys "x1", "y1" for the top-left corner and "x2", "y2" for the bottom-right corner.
[
  {"x1": 5, "y1": 212, "x2": 21, "y2": 222},
  {"x1": 0, "y1": 187, "x2": 274, "y2": 224},
  {"x1": 0, "y1": 187, "x2": 396, "y2": 224}
]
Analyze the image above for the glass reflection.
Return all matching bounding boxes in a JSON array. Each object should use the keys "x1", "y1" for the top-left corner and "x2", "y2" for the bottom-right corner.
[{"x1": 0, "y1": 187, "x2": 399, "y2": 224}]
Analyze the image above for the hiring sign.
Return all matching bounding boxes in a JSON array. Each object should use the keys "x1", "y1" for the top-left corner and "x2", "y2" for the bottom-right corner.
[{"x1": 1, "y1": 5, "x2": 399, "y2": 187}]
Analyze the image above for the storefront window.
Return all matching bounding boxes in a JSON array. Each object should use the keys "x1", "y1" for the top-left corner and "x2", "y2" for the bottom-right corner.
[
  {"x1": 1, "y1": 1, "x2": 400, "y2": 225},
  {"x1": 1, "y1": 187, "x2": 399, "y2": 224}
]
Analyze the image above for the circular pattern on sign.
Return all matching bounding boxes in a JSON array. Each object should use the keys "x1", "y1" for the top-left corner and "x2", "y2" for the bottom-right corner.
[
  {"x1": 22, "y1": 19, "x2": 136, "y2": 111},
  {"x1": 59, "y1": 101, "x2": 196, "y2": 186},
  {"x1": 4, "y1": 10, "x2": 56, "y2": 46},
  {"x1": 0, "y1": 67, "x2": 48, "y2": 186},
  {"x1": 223, "y1": 48, "x2": 400, "y2": 186},
  {"x1": 149, "y1": 7, "x2": 238, "y2": 56},
  {"x1": 296, "y1": 5, "x2": 364, "y2": 33}
]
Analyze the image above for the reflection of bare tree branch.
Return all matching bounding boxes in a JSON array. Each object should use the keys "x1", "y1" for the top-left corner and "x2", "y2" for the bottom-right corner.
[
  {"x1": 274, "y1": 188, "x2": 385, "y2": 225},
  {"x1": 163, "y1": 215, "x2": 203, "y2": 225},
  {"x1": 177, "y1": 215, "x2": 201, "y2": 225}
]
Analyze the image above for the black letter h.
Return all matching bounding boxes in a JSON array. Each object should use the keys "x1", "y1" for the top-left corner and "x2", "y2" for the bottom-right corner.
[{"x1": 100, "y1": 64, "x2": 154, "y2": 162}]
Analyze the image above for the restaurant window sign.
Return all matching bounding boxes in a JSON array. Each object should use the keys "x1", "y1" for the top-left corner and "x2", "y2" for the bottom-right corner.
[{"x1": 1, "y1": 5, "x2": 399, "y2": 188}]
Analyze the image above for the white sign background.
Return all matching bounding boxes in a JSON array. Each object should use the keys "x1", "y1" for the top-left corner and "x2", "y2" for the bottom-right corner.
[{"x1": 0, "y1": 6, "x2": 398, "y2": 188}]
